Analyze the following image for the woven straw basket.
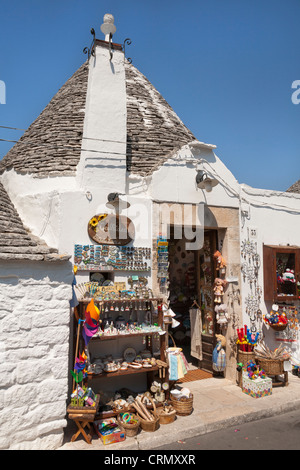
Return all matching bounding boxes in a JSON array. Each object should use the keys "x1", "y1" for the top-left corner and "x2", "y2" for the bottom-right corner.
[
  {"x1": 237, "y1": 350, "x2": 256, "y2": 365},
  {"x1": 255, "y1": 357, "x2": 284, "y2": 376},
  {"x1": 270, "y1": 323, "x2": 287, "y2": 332},
  {"x1": 117, "y1": 413, "x2": 140, "y2": 437},
  {"x1": 138, "y1": 395, "x2": 159, "y2": 432},
  {"x1": 156, "y1": 407, "x2": 176, "y2": 425},
  {"x1": 170, "y1": 394, "x2": 193, "y2": 416}
]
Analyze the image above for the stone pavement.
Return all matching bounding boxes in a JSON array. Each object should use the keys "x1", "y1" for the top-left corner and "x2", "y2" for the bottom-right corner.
[{"x1": 59, "y1": 373, "x2": 300, "y2": 450}]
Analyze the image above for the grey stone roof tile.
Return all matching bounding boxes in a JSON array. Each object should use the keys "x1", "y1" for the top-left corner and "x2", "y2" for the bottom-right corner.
[
  {"x1": 125, "y1": 63, "x2": 195, "y2": 175},
  {"x1": 0, "y1": 62, "x2": 89, "y2": 178},
  {"x1": 286, "y1": 180, "x2": 300, "y2": 193},
  {"x1": 0, "y1": 181, "x2": 70, "y2": 262}
]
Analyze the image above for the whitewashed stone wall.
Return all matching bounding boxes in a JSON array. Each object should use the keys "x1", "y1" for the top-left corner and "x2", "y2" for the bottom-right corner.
[{"x1": 0, "y1": 260, "x2": 73, "y2": 450}]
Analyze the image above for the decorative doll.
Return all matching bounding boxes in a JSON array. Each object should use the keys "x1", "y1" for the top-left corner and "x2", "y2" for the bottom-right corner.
[
  {"x1": 213, "y1": 278, "x2": 227, "y2": 303},
  {"x1": 215, "y1": 303, "x2": 229, "y2": 326},
  {"x1": 282, "y1": 268, "x2": 296, "y2": 283},
  {"x1": 213, "y1": 250, "x2": 227, "y2": 273},
  {"x1": 212, "y1": 334, "x2": 226, "y2": 373}
]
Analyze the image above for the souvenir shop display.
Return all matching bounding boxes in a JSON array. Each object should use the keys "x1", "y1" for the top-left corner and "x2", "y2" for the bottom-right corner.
[
  {"x1": 236, "y1": 325, "x2": 259, "y2": 353},
  {"x1": 75, "y1": 278, "x2": 153, "y2": 301},
  {"x1": 67, "y1": 341, "x2": 100, "y2": 444},
  {"x1": 156, "y1": 236, "x2": 169, "y2": 291},
  {"x1": 87, "y1": 351, "x2": 161, "y2": 376},
  {"x1": 263, "y1": 304, "x2": 288, "y2": 331},
  {"x1": 242, "y1": 370, "x2": 272, "y2": 399},
  {"x1": 78, "y1": 298, "x2": 165, "y2": 350},
  {"x1": 70, "y1": 224, "x2": 196, "y2": 446},
  {"x1": 69, "y1": 337, "x2": 98, "y2": 409},
  {"x1": 235, "y1": 326, "x2": 259, "y2": 385},
  {"x1": 274, "y1": 306, "x2": 299, "y2": 342},
  {"x1": 68, "y1": 396, "x2": 100, "y2": 445},
  {"x1": 254, "y1": 341, "x2": 290, "y2": 362},
  {"x1": 263, "y1": 245, "x2": 300, "y2": 302},
  {"x1": 74, "y1": 244, "x2": 151, "y2": 272},
  {"x1": 166, "y1": 344, "x2": 189, "y2": 381},
  {"x1": 212, "y1": 334, "x2": 226, "y2": 373},
  {"x1": 94, "y1": 418, "x2": 126, "y2": 445},
  {"x1": 277, "y1": 256, "x2": 297, "y2": 297},
  {"x1": 253, "y1": 341, "x2": 290, "y2": 386}
]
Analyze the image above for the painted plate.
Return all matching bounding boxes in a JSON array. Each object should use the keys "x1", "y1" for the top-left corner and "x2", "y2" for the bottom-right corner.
[
  {"x1": 123, "y1": 347, "x2": 136, "y2": 362},
  {"x1": 90, "y1": 273, "x2": 105, "y2": 283}
]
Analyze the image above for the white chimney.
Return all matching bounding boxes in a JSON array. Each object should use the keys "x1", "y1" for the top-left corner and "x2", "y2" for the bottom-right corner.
[{"x1": 77, "y1": 14, "x2": 127, "y2": 196}]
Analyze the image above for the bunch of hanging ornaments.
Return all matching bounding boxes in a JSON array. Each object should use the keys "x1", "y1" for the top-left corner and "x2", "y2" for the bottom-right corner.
[
  {"x1": 213, "y1": 251, "x2": 229, "y2": 334},
  {"x1": 241, "y1": 236, "x2": 263, "y2": 335}
]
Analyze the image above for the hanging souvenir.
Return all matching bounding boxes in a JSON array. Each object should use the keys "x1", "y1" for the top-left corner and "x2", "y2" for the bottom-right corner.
[
  {"x1": 213, "y1": 278, "x2": 227, "y2": 303},
  {"x1": 215, "y1": 303, "x2": 229, "y2": 326},
  {"x1": 213, "y1": 250, "x2": 226, "y2": 274},
  {"x1": 212, "y1": 334, "x2": 226, "y2": 372}
]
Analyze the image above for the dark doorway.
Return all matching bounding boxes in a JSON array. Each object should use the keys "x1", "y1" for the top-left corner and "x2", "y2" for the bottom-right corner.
[
  {"x1": 195, "y1": 230, "x2": 218, "y2": 372},
  {"x1": 168, "y1": 227, "x2": 218, "y2": 373}
]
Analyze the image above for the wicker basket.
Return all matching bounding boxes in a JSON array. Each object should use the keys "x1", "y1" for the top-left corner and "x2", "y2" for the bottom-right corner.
[
  {"x1": 117, "y1": 413, "x2": 140, "y2": 437},
  {"x1": 156, "y1": 407, "x2": 176, "y2": 425},
  {"x1": 137, "y1": 395, "x2": 159, "y2": 432},
  {"x1": 237, "y1": 350, "x2": 256, "y2": 365},
  {"x1": 269, "y1": 323, "x2": 288, "y2": 332},
  {"x1": 237, "y1": 351, "x2": 256, "y2": 387},
  {"x1": 255, "y1": 357, "x2": 284, "y2": 376},
  {"x1": 170, "y1": 394, "x2": 193, "y2": 416}
]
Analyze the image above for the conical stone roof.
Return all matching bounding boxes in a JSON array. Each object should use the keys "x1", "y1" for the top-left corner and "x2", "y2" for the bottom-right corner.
[{"x1": 0, "y1": 58, "x2": 195, "y2": 178}]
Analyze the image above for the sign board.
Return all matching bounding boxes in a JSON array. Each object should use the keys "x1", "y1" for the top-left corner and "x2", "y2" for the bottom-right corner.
[{"x1": 88, "y1": 214, "x2": 135, "y2": 246}]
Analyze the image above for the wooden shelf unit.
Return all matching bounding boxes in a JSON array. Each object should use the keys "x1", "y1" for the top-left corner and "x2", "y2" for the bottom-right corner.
[
  {"x1": 87, "y1": 365, "x2": 160, "y2": 380},
  {"x1": 75, "y1": 297, "x2": 167, "y2": 384}
]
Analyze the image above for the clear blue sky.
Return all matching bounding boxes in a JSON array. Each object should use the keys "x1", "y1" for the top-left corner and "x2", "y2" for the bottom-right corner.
[{"x1": 0, "y1": 0, "x2": 299, "y2": 191}]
